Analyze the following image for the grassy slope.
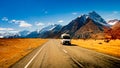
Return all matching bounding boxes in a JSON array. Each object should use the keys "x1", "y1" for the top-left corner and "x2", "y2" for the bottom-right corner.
[
  {"x1": 0, "y1": 38, "x2": 47, "y2": 68},
  {"x1": 72, "y1": 39, "x2": 120, "y2": 58}
]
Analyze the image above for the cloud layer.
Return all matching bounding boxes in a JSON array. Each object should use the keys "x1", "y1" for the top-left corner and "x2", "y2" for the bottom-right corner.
[
  {"x1": 19, "y1": 21, "x2": 32, "y2": 27},
  {"x1": 58, "y1": 20, "x2": 64, "y2": 23},
  {"x1": 35, "y1": 22, "x2": 44, "y2": 26},
  {"x1": 1, "y1": 17, "x2": 8, "y2": 21},
  {"x1": 0, "y1": 27, "x2": 14, "y2": 31},
  {"x1": 10, "y1": 20, "x2": 32, "y2": 27}
]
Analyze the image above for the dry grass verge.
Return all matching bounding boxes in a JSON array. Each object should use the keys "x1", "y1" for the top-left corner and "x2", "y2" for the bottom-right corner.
[
  {"x1": 72, "y1": 39, "x2": 120, "y2": 58},
  {"x1": 0, "y1": 38, "x2": 47, "y2": 68}
]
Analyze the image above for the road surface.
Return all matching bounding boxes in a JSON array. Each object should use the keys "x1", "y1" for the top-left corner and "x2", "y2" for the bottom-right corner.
[{"x1": 11, "y1": 39, "x2": 120, "y2": 68}]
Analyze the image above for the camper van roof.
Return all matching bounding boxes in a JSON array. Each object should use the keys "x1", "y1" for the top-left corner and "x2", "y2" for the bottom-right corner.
[{"x1": 61, "y1": 33, "x2": 70, "y2": 37}]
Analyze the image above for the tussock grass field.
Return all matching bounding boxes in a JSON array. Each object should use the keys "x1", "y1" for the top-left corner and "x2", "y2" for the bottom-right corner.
[
  {"x1": 0, "y1": 38, "x2": 47, "y2": 68},
  {"x1": 72, "y1": 39, "x2": 120, "y2": 58}
]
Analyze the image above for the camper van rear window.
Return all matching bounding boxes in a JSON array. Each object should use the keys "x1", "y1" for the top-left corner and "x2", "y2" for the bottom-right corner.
[{"x1": 63, "y1": 36, "x2": 70, "y2": 39}]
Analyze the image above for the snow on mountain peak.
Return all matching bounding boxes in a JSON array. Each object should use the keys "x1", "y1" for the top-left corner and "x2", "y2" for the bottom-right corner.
[
  {"x1": 108, "y1": 19, "x2": 119, "y2": 25},
  {"x1": 88, "y1": 11, "x2": 107, "y2": 24},
  {"x1": 0, "y1": 32, "x2": 20, "y2": 38},
  {"x1": 19, "y1": 30, "x2": 30, "y2": 37},
  {"x1": 39, "y1": 24, "x2": 60, "y2": 33},
  {"x1": 77, "y1": 11, "x2": 108, "y2": 26}
]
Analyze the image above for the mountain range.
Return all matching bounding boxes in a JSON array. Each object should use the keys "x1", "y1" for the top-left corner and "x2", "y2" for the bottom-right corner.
[
  {"x1": 54, "y1": 11, "x2": 109, "y2": 39},
  {"x1": 26, "y1": 24, "x2": 62, "y2": 38},
  {"x1": 105, "y1": 20, "x2": 120, "y2": 39},
  {"x1": 0, "y1": 11, "x2": 119, "y2": 39}
]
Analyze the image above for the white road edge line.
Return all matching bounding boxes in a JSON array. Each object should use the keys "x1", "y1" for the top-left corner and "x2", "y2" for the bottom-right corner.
[
  {"x1": 63, "y1": 49, "x2": 68, "y2": 53},
  {"x1": 24, "y1": 45, "x2": 46, "y2": 68}
]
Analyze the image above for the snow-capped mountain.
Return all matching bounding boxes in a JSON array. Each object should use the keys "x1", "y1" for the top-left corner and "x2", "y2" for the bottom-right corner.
[
  {"x1": 0, "y1": 30, "x2": 30, "y2": 38},
  {"x1": 26, "y1": 31, "x2": 39, "y2": 38},
  {"x1": 19, "y1": 30, "x2": 30, "y2": 37},
  {"x1": 50, "y1": 24, "x2": 62, "y2": 33},
  {"x1": 77, "y1": 11, "x2": 109, "y2": 26},
  {"x1": 108, "y1": 19, "x2": 119, "y2": 25},
  {"x1": 0, "y1": 32, "x2": 20, "y2": 38},
  {"x1": 0, "y1": 24, "x2": 62, "y2": 38},
  {"x1": 26, "y1": 24, "x2": 62, "y2": 38},
  {"x1": 78, "y1": 14, "x2": 88, "y2": 24},
  {"x1": 55, "y1": 11, "x2": 110, "y2": 38},
  {"x1": 74, "y1": 18, "x2": 104, "y2": 39},
  {"x1": 39, "y1": 24, "x2": 60, "y2": 33},
  {"x1": 45, "y1": 24, "x2": 63, "y2": 38},
  {"x1": 1, "y1": 11, "x2": 115, "y2": 39},
  {"x1": 88, "y1": 11, "x2": 108, "y2": 26},
  {"x1": 55, "y1": 14, "x2": 90, "y2": 37}
]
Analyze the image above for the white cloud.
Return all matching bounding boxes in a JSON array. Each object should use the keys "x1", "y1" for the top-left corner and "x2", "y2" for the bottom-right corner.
[
  {"x1": 10, "y1": 20, "x2": 32, "y2": 28},
  {"x1": 19, "y1": 21, "x2": 32, "y2": 27},
  {"x1": 72, "y1": 12, "x2": 78, "y2": 15},
  {"x1": 9, "y1": 19, "x2": 20, "y2": 24},
  {"x1": 1, "y1": 17, "x2": 8, "y2": 21},
  {"x1": 58, "y1": 20, "x2": 64, "y2": 23},
  {"x1": 47, "y1": 22, "x2": 55, "y2": 26},
  {"x1": 35, "y1": 22, "x2": 44, "y2": 26},
  {"x1": 0, "y1": 27, "x2": 14, "y2": 31}
]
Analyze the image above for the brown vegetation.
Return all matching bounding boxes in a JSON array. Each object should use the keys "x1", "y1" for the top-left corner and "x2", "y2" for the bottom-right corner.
[
  {"x1": 104, "y1": 21, "x2": 120, "y2": 39},
  {"x1": 0, "y1": 38, "x2": 47, "y2": 68},
  {"x1": 72, "y1": 39, "x2": 120, "y2": 58}
]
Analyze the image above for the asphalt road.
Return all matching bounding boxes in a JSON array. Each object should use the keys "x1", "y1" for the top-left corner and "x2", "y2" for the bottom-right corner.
[{"x1": 11, "y1": 39, "x2": 120, "y2": 68}]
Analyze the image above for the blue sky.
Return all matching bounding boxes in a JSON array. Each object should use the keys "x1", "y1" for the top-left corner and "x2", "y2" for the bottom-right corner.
[{"x1": 0, "y1": 0, "x2": 120, "y2": 33}]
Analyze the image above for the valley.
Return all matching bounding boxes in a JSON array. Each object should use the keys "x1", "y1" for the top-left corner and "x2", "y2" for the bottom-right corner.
[
  {"x1": 11, "y1": 39, "x2": 120, "y2": 68},
  {"x1": 0, "y1": 0, "x2": 120, "y2": 68},
  {"x1": 0, "y1": 39, "x2": 120, "y2": 68}
]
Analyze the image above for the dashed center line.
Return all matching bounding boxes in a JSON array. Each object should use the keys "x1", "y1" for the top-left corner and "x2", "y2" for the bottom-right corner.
[
  {"x1": 62, "y1": 48, "x2": 83, "y2": 68},
  {"x1": 62, "y1": 49, "x2": 68, "y2": 53}
]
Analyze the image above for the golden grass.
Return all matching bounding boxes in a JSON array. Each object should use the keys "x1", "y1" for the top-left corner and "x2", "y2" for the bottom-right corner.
[
  {"x1": 0, "y1": 38, "x2": 47, "y2": 68},
  {"x1": 72, "y1": 39, "x2": 120, "y2": 58}
]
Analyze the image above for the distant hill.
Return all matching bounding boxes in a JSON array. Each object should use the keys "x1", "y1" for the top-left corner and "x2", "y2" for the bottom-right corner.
[{"x1": 105, "y1": 21, "x2": 120, "y2": 39}]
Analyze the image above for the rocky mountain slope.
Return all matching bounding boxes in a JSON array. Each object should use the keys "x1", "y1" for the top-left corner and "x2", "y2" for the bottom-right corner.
[
  {"x1": 105, "y1": 21, "x2": 120, "y2": 39},
  {"x1": 73, "y1": 18, "x2": 104, "y2": 39},
  {"x1": 54, "y1": 11, "x2": 109, "y2": 38}
]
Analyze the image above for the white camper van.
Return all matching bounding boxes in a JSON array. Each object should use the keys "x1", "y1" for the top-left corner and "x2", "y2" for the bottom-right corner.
[{"x1": 61, "y1": 33, "x2": 71, "y2": 45}]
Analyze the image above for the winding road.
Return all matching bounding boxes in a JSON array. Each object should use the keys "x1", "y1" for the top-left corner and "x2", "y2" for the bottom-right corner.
[{"x1": 11, "y1": 39, "x2": 120, "y2": 68}]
